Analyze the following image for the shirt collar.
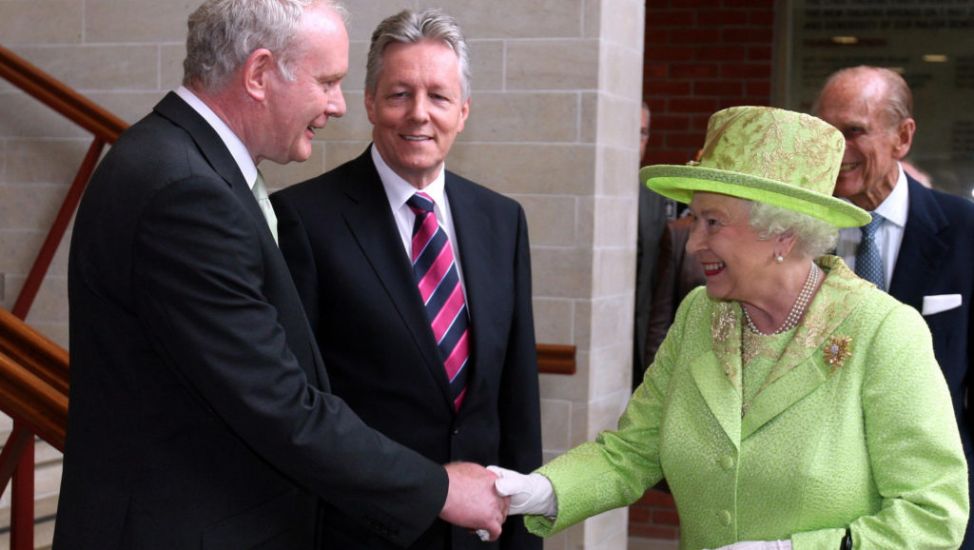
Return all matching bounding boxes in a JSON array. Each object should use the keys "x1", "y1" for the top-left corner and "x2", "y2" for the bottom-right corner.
[
  {"x1": 873, "y1": 163, "x2": 909, "y2": 228},
  {"x1": 371, "y1": 144, "x2": 447, "y2": 210},
  {"x1": 175, "y1": 86, "x2": 259, "y2": 190}
]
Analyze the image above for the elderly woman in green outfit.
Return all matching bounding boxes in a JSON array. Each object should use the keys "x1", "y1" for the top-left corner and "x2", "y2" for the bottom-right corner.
[{"x1": 489, "y1": 106, "x2": 969, "y2": 549}]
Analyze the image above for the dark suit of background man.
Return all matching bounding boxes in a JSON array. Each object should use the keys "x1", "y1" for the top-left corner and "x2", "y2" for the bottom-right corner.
[
  {"x1": 816, "y1": 65, "x2": 974, "y2": 548},
  {"x1": 633, "y1": 101, "x2": 674, "y2": 388},
  {"x1": 272, "y1": 9, "x2": 541, "y2": 549},
  {"x1": 54, "y1": 1, "x2": 509, "y2": 548}
]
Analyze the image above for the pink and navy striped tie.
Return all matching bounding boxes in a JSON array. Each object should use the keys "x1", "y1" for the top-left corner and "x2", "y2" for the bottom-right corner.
[{"x1": 407, "y1": 192, "x2": 469, "y2": 410}]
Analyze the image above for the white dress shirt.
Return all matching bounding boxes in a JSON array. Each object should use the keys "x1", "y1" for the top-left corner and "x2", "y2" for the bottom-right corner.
[
  {"x1": 371, "y1": 145, "x2": 468, "y2": 297},
  {"x1": 835, "y1": 163, "x2": 909, "y2": 291}
]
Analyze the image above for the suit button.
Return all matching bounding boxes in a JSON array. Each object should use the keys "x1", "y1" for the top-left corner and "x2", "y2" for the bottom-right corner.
[
  {"x1": 452, "y1": 428, "x2": 460, "y2": 435},
  {"x1": 720, "y1": 456, "x2": 734, "y2": 470},
  {"x1": 719, "y1": 510, "x2": 732, "y2": 526}
]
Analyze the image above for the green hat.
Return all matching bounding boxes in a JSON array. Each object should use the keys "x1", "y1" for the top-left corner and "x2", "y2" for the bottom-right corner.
[{"x1": 640, "y1": 106, "x2": 870, "y2": 228}]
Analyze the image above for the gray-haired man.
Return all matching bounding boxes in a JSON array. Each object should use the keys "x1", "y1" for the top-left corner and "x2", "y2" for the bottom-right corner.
[{"x1": 55, "y1": 2, "x2": 506, "y2": 548}]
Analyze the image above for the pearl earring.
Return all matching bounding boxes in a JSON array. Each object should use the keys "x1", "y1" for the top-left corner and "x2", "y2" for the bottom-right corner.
[{"x1": 775, "y1": 254, "x2": 784, "y2": 263}]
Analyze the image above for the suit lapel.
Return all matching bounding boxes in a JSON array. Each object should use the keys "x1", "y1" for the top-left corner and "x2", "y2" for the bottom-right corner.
[
  {"x1": 888, "y1": 177, "x2": 948, "y2": 309},
  {"x1": 689, "y1": 348, "x2": 742, "y2": 450},
  {"x1": 154, "y1": 92, "x2": 325, "y2": 387},
  {"x1": 339, "y1": 152, "x2": 455, "y2": 408},
  {"x1": 153, "y1": 93, "x2": 270, "y2": 241},
  {"x1": 741, "y1": 257, "x2": 870, "y2": 438}
]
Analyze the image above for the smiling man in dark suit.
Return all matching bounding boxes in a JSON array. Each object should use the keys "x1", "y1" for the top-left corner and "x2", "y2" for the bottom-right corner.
[
  {"x1": 272, "y1": 9, "x2": 541, "y2": 549},
  {"x1": 54, "y1": 1, "x2": 509, "y2": 548},
  {"x1": 816, "y1": 65, "x2": 974, "y2": 548}
]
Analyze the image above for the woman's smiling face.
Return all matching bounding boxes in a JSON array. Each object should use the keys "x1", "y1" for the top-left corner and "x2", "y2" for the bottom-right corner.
[{"x1": 686, "y1": 192, "x2": 778, "y2": 304}]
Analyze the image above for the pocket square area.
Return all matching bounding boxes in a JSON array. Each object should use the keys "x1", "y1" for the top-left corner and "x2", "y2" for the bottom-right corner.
[{"x1": 922, "y1": 294, "x2": 962, "y2": 316}]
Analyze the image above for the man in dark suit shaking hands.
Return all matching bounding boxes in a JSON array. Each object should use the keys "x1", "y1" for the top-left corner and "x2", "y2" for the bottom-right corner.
[
  {"x1": 815, "y1": 65, "x2": 974, "y2": 547},
  {"x1": 272, "y1": 9, "x2": 542, "y2": 549},
  {"x1": 55, "y1": 1, "x2": 508, "y2": 548}
]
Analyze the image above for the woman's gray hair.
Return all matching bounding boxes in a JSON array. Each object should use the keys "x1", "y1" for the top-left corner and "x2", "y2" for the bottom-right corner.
[
  {"x1": 365, "y1": 9, "x2": 471, "y2": 101},
  {"x1": 183, "y1": 0, "x2": 346, "y2": 92},
  {"x1": 748, "y1": 201, "x2": 838, "y2": 259}
]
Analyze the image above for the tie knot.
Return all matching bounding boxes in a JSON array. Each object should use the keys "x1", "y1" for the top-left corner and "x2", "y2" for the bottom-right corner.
[
  {"x1": 861, "y1": 212, "x2": 883, "y2": 238},
  {"x1": 407, "y1": 192, "x2": 435, "y2": 215}
]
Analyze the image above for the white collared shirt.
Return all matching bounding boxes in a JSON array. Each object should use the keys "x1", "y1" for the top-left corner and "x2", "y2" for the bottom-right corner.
[
  {"x1": 174, "y1": 86, "x2": 258, "y2": 193},
  {"x1": 836, "y1": 163, "x2": 910, "y2": 291},
  {"x1": 371, "y1": 145, "x2": 467, "y2": 296}
]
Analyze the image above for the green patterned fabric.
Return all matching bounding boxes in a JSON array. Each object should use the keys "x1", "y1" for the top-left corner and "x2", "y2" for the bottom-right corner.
[
  {"x1": 526, "y1": 256, "x2": 968, "y2": 549},
  {"x1": 641, "y1": 106, "x2": 871, "y2": 228}
]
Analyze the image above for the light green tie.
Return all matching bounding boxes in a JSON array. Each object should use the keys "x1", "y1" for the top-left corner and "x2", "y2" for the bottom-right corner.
[{"x1": 252, "y1": 171, "x2": 278, "y2": 245}]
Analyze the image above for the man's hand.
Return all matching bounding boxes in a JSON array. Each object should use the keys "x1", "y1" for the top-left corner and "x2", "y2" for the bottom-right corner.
[{"x1": 439, "y1": 462, "x2": 509, "y2": 541}]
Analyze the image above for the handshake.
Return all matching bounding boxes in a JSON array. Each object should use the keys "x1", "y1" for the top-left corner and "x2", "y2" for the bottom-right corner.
[{"x1": 437, "y1": 463, "x2": 556, "y2": 542}]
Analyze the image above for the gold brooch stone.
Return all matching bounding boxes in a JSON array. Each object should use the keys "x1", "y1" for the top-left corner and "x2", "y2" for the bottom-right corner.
[{"x1": 823, "y1": 336, "x2": 852, "y2": 370}]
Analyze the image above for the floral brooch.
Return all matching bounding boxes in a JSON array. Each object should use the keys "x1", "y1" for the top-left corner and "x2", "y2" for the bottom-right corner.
[{"x1": 823, "y1": 336, "x2": 852, "y2": 370}]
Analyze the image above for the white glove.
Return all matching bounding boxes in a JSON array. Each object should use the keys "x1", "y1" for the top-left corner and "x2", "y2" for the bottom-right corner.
[
  {"x1": 709, "y1": 541, "x2": 792, "y2": 550},
  {"x1": 487, "y1": 465, "x2": 557, "y2": 517}
]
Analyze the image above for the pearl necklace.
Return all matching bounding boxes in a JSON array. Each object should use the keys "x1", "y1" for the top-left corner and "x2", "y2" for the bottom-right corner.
[{"x1": 742, "y1": 264, "x2": 821, "y2": 336}]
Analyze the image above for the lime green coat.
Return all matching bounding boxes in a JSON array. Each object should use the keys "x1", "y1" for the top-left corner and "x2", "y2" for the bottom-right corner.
[{"x1": 527, "y1": 257, "x2": 968, "y2": 548}]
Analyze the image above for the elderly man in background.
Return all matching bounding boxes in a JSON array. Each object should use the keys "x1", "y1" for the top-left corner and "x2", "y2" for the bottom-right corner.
[
  {"x1": 816, "y1": 65, "x2": 974, "y2": 548},
  {"x1": 634, "y1": 100, "x2": 676, "y2": 388},
  {"x1": 272, "y1": 8, "x2": 541, "y2": 549},
  {"x1": 55, "y1": 1, "x2": 507, "y2": 548}
]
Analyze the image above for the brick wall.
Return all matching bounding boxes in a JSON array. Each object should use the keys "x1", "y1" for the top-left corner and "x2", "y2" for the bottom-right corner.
[
  {"x1": 631, "y1": 0, "x2": 775, "y2": 540},
  {"x1": 641, "y1": 0, "x2": 775, "y2": 167}
]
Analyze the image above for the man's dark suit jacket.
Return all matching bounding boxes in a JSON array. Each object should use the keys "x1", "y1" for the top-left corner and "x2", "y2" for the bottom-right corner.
[
  {"x1": 644, "y1": 216, "x2": 704, "y2": 369},
  {"x1": 633, "y1": 184, "x2": 670, "y2": 387},
  {"x1": 54, "y1": 93, "x2": 447, "y2": 549},
  {"x1": 887, "y1": 175, "x2": 974, "y2": 547},
  {"x1": 271, "y1": 148, "x2": 542, "y2": 549}
]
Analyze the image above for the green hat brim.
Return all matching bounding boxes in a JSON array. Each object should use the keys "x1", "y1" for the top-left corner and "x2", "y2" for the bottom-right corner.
[{"x1": 640, "y1": 164, "x2": 871, "y2": 228}]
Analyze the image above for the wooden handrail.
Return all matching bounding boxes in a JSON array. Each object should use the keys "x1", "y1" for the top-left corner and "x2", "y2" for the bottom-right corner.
[
  {"x1": 0, "y1": 308, "x2": 69, "y2": 400},
  {"x1": 0, "y1": 45, "x2": 126, "y2": 143},
  {"x1": 0, "y1": 353, "x2": 67, "y2": 452},
  {"x1": 537, "y1": 344, "x2": 576, "y2": 375},
  {"x1": 0, "y1": 308, "x2": 68, "y2": 451}
]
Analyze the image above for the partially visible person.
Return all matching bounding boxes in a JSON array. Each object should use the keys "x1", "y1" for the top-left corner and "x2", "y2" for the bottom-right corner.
[
  {"x1": 271, "y1": 8, "x2": 540, "y2": 549},
  {"x1": 643, "y1": 215, "x2": 705, "y2": 366},
  {"x1": 492, "y1": 106, "x2": 969, "y2": 548},
  {"x1": 54, "y1": 1, "x2": 508, "y2": 548},
  {"x1": 816, "y1": 65, "x2": 974, "y2": 548},
  {"x1": 901, "y1": 159, "x2": 933, "y2": 188},
  {"x1": 634, "y1": 101, "x2": 676, "y2": 388}
]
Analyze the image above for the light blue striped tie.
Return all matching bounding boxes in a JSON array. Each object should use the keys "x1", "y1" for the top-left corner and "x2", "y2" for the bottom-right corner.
[{"x1": 855, "y1": 212, "x2": 885, "y2": 289}]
